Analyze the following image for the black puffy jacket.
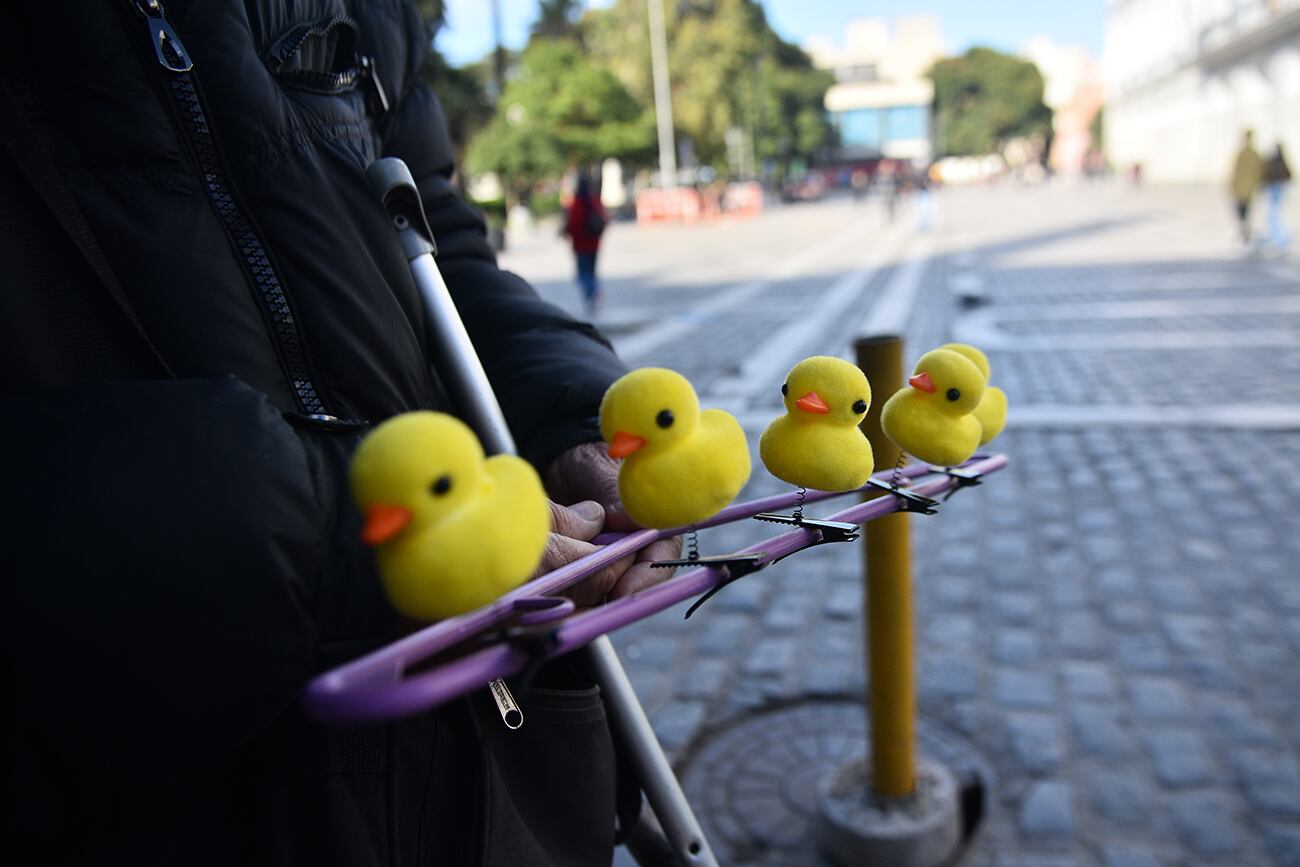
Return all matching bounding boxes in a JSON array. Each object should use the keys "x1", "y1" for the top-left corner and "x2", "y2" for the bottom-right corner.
[{"x1": 1, "y1": 2, "x2": 626, "y2": 864}]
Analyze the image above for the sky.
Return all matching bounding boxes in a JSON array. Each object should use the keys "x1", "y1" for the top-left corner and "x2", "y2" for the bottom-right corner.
[{"x1": 435, "y1": 0, "x2": 1105, "y2": 67}]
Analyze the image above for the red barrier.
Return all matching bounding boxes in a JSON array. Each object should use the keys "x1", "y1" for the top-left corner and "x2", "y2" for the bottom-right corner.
[{"x1": 635, "y1": 182, "x2": 763, "y2": 225}]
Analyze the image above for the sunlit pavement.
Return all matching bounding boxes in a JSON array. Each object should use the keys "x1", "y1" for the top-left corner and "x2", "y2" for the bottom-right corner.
[{"x1": 502, "y1": 183, "x2": 1300, "y2": 866}]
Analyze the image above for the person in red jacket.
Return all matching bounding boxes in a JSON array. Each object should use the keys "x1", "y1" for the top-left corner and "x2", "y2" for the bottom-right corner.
[{"x1": 564, "y1": 171, "x2": 607, "y2": 316}]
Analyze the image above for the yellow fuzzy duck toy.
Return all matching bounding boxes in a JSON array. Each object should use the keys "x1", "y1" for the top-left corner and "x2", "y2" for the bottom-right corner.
[
  {"x1": 600, "y1": 367, "x2": 750, "y2": 530},
  {"x1": 881, "y1": 347, "x2": 986, "y2": 467},
  {"x1": 350, "y1": 412, "x2": 550, "y2": 621},
  {"x1": 940, "y1": 342, "x2": 1007, "y2": 445},
  {"x1": 759, "y1": 356, "x2": 874, "y2": 492}
]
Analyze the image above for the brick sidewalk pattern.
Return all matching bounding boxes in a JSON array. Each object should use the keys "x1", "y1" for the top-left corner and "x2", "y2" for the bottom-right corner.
[{"x1": 502, "y1": 183, "x2": 1300, "y2": 866}]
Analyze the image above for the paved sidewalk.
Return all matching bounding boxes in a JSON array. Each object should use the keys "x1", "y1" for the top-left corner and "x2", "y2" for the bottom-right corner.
[{"x1": 503, "y1": 183, "x2": 1300, "y2": 866}]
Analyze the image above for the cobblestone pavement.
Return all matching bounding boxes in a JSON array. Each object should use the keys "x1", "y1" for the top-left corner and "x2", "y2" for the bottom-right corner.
[{"x1": 503, "y1": 183, "x2": 1300, "y2": 866}]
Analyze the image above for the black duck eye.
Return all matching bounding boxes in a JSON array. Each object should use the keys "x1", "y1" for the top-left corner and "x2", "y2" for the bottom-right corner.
[
  {"x1": 430, "y1": 474, "x2": 452, "y2": 496},
  {"x1": 656, "y1": 409, "x2": 674, "y2": 428},
  {"x1": 852, "y1": 399, "x2": 867, "y2": 414},
  {"x1": 781, "y1": 383, "x2": 788, "y2": 396},
  {"x1": 946, "y1": 388, "x2": 961, "y2": 402}
]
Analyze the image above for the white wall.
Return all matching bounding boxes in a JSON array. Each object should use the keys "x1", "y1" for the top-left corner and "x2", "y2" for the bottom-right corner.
[
  {"x1": 1106, "y1": 40, "x2": 1300, "y2": 182},
  {"x1": 1104, "y1": 0, "x2": 1300, "y2": 183}
]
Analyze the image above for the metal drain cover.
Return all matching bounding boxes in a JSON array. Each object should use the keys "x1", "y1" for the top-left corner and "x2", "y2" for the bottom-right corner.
[{"x1": 678, "y1": 701, "x2": 993, "y2": 866}]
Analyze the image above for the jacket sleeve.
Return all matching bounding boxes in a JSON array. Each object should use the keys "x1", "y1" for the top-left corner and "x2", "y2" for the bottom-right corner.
[{"x1": 377, "y1": 6, "x2": 626, "y2": 470}]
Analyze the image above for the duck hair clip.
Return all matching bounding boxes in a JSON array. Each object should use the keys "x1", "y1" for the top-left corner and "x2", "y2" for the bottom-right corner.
[
  {"x1": 755, "y1": 356, "x2": 879, "y2": 537},
  {"x1": 598, "y1": 366, "x2": 761, "y2": 573}
]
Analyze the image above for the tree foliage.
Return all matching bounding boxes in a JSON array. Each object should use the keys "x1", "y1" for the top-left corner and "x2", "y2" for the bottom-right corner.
[
  {"x1": 929, "y1": 47, "x2": 1052, "y2": 157},
  {"x1": 531, "y1": 0, "x2": 585, "y2": 44},
  {"x1": 584, "y1": 0, "x2": 832, "y2": 172},
  {"x1": 419, "y1": 54, "x2": 495, "y2": 159},
  {"x1": 427, "y1": 0, "x2": 834, "y2": 192},
  {"x1": 465, "y1": 40, "x2": 654, "y2": 200},
  {"x1": 411, "y1": 0, "x2": 446, "y2": 38},
  {"x1": 410, "y1": 0, "x2": 493, "y2": 162}
]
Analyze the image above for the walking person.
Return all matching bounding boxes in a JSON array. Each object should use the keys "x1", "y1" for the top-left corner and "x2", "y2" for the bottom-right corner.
[
  {"x1": 875, "y1": 160, "x2": 900, "y2": 225},
  {"x1": 914, "y1": 166, "x2": 936, "y2": 232},
  {"x1": 850, "y1": 167, "x2": 869, "y2": 203},
  {"x1": 564, "y1": 171, "x2": 607, "y2": 317},
  {"x1": 1264, "y1": 144, "x2": 1292, "y2": 252},
  {"x1": 1230, "y1": 129, "x2": 1264, "y2": 246}
]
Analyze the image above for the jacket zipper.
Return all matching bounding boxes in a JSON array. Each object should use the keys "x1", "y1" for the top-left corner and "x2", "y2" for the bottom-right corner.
[
  {"x1": 489, "y1": 678, "x2": 523, "y2": 729},
  {"x1": 266, "y1": 15, "x2": 357, "y2": 73},
  {"x1": 129, "y1": 0, "x2": 328, "y2": 417}
]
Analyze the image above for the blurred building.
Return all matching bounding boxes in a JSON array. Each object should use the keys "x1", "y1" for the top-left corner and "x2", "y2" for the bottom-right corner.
[
  {"x1": 803, "y1": 16, "x2": 945, "y2": 163},
  {"x1": 1020, "y1": 37, "x2": 1104, "y2": 178},
  {"x1": 1104, "y1": 0, "x2": 1300, "y2": 182}
]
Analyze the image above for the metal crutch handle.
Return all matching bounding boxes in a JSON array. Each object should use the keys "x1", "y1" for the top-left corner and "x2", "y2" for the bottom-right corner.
[
  {"x1": 366, "y1": 158, "x2": 517, "y2": 454},
  {"x1": 365, "y1": 158, "x2": 719, "y2": 867}
]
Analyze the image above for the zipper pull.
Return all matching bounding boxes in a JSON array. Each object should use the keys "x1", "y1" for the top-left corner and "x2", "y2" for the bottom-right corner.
[
  {"x1": 489, "y1": 678, "x2": 523, "y2": 730},
  {"x1": 132, "y1": 0, "x2": 193, "y2": 73},
  {"x1": 360, "y1": 56, "x2": 390, "y2": 116}
]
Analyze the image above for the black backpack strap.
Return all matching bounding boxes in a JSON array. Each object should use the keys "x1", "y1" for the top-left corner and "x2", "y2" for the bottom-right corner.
[{"x1": 0, "y1": 77, "x2": 174, "y2": 377}]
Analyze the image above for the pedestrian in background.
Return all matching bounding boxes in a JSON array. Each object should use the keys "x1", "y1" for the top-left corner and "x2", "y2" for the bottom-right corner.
[
  {"x1": 914, "y1": 165, "x2": 936, "y2": 231},
  {"x1": 876, "y1": 160, "x2": 900, "y2": 224},
  {"x1": 1230, "y1": 129, "x2": 1264, "y2": 246},
  {"x1": 851, "y1": 167, "x2": 869, "y2": 202},
  {"x1": 564, "y1": 171, "x2": 607, "y2": 317},
  {"x1": 1264, "y1": 144, "x2": 1292, "y2": 252}
]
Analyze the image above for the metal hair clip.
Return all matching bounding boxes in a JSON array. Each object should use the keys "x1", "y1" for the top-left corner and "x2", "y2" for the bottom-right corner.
[
  {"x1": 866, "y1": 477, "x2": 941, "y2": 515},
  {"x1": 652, "y1": 551, "x2": 768, "y2": 571},
  {"x1": 682, "y1": 554, "x2": 769, "y2": 620},
  {"x1": 928, "y1": 465, "x2": 984, "y2": 501},
  {"x1": 752, "y1": 512, "x2": 861, "y2": 544},
  {"x1": 752, "y1": 484, "x2": 860, "y2": 544},
  {"x1": 652, "y1": 528, "x2": 767, "y2": 572}
]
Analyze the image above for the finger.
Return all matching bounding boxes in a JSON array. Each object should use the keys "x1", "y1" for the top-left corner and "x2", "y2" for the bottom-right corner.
[
  {"x1": 536, "y1": 532, "x2": 594, "y2": 576},
  {"x1": 579, "y1": 458, "x2": 622, "y2": 512},
  {"x1": 543, "y1": 441, "x2": 621, "y2": 507},
  {"x1": 607, "y1": 561, "x2": 664, "y2": 600},
  {"x1": 601, "y1": 504, "x2": 642, "y2": 533},
  {"x1": 608, "y1": 537, "x2": 683, "y2": 599},
  {"x1": 539, "y1": 533, "x2": 634, "y2": 607},
  {"x1": 548, "y1": 499, "x2": 605, "y2": 542}
]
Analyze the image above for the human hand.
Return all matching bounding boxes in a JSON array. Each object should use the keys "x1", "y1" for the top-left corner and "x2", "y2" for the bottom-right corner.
[{"x1": 542, "y1": 441, "x2": 683, "y2": 602}]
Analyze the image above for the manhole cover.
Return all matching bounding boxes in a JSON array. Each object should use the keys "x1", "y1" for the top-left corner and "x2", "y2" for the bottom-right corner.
[{"x1": 679, "y1": 701, "x2": 992, "y2": 866}]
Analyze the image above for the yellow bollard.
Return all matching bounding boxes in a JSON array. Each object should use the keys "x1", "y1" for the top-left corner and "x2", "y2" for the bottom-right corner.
[{"x1": 855, "y1": 335, "x2": 916, "y2": 799}]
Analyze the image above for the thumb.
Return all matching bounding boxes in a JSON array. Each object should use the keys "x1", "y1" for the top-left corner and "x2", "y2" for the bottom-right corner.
[
  {"x1": 548, "y1": 500, "x2": 605, "y2": 541},
  {"x1": 600, "y1": 504, "x2": 642, "y2": 533}
]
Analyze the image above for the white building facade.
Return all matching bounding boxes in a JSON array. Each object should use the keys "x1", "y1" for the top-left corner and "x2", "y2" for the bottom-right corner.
[{"x1": 1104, "y1": 0, "x2": 1300, "y2": 182}]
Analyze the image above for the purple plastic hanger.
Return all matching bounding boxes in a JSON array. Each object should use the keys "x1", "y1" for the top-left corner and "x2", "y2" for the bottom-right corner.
[{"x1": 304, "y1": 453, "x2": 1008, "y2": 724}]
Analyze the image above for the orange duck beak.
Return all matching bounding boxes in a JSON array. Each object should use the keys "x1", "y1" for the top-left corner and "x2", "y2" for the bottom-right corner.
[
  {"x1": 908, "y1": 371, "x2": 936, "y2": 393},
  {"x1": 362, "y1": 503, "x2": 411, "y2": 545},
  {"x1": 795, "y1": 391, "x2": 830, "y2": 414},
  {"x1": 607, "y1": 430, "x2": 646, "y2": 458}
]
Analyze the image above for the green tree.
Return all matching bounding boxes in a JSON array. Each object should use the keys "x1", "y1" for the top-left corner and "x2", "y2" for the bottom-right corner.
[
  {"x1": 420, "y1": 55, "x2": 495, "y2": 159},
  {"x1": 410, "y1": 0, "x2": 494, "y2": 161},
  {"x1": 531, "y1": 0, "x2": 585, "y2": 43},
  {"x1": 465, "y1": 41, "x2": 654, "y2": 202},
  {"x1": 929, "y1": 47, "x2": 1052, "y2": 157},
  {"x1": 411, "y1": 0, "x2": 446, "y2": 36},
  {"x1": 585, "y1": 0, "x2": 832, "y2": 174}
]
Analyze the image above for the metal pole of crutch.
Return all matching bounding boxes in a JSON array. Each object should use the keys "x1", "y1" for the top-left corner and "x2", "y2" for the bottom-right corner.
[{"x1": 366, "y1": 158, "x2": 717, "y2": 867}]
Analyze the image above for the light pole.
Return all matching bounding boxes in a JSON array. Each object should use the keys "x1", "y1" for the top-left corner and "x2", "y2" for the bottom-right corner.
[
  {"x1": 490, "y1": 0, "x2": 506, "y2": 100},
  {"x1": 646, "y1": 0, "x2": 677, "y2": 188}
]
